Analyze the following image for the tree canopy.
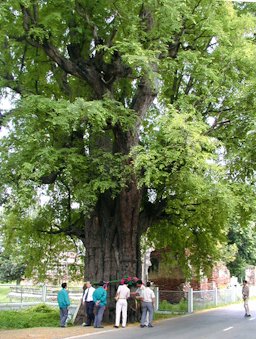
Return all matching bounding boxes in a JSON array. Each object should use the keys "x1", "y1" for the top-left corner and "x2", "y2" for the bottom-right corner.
[{"x1": 1, "y1": 0, "x2": 256, "y2": 282}]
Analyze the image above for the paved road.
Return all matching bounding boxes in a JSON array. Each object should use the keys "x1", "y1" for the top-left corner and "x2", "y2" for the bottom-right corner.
[{"x1": 63, "y1": 303, "x2": 256, "y2": 339}]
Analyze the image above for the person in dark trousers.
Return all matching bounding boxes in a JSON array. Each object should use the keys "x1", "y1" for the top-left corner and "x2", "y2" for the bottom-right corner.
[
  {"x1": 93, "y1": 281, "x2": 107, "y2": 328},
  {"x1": 57, "y1": 282, "x2": 70, "y2": 327},
  {"x1": 82, "y1": 281, "x2": 95, "y2": 326}
]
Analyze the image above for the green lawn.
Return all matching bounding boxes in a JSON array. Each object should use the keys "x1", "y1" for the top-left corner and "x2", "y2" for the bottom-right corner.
[
  {"x1": 0, "y1": 286, "x2": 10, "y2": 303},
  {"x1": 0, "y1": 304, "x2": 60, "y2": 329}
]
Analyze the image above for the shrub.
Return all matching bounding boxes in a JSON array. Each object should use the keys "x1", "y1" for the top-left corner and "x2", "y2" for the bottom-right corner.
[
  {"x1": 0, "y1": 304, "x2": 59, "y2": 329},
  {"x1": 158, "y1": 299, "x2": 188, "y2": 312}
]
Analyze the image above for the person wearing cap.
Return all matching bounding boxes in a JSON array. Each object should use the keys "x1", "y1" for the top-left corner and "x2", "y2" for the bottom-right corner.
[
  {"x1": 114, "y1": 281, "x2": 131, "y2": 328},
  {"x1": 82, "y1": 281, "x2": 96, "y2": 326},
  {"x1": 93, "y1": 281, "x2": 107, "y2": 328},
  {"x1": 57, "y1": 282, "x2": 70, "y2": 327}
]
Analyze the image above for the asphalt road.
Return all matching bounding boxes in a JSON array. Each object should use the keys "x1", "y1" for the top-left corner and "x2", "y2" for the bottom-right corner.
[{"x1": 63, "y1": 303, "x2": 256, "y2": 339}]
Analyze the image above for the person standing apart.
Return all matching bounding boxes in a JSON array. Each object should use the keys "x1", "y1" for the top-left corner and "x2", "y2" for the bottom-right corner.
[
  {"x1": 242, "y1": 280, "x2": 251, "y2": 317},
  {"x1": 114, "y1": 281, "x2": 130, "y2": 328},
  {"x1": 82, "y1": 281, "x2": 95, "y2": 326},
  {"x1": 93, "y1": 281, "x2": 107, "y2": 328},
  {"x1": 140, "y1": 282, "x2": 155, "y2": 328},
  {"x1": 57, "y1": 282, "x2": 70, "y2": 327}
]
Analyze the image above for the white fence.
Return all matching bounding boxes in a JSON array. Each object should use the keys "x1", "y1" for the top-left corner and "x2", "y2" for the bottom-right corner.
[
  {"x1": 0, "y1": 284, "x2": 82, "y2": 312},
  {"x1": 1, "y1": 284, "x2": 255, "y2": 314},
  {"x1": 158, "y1": 285, "x2": 256, "y2": 314}
]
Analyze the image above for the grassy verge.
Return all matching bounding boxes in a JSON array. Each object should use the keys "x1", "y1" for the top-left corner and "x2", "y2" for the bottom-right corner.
[
  {"x1": 0, "y1": 286, "x2": 10, "y2": 303},
  {"x1": 154, "y1": 312, "x2": 179, "y2": 320},
  {"x1": 0, "y1": 304, "x2": 60, "y2": 329},
  {"x1": 158, "y1": 299, "x2": 188, "y2": 313}
]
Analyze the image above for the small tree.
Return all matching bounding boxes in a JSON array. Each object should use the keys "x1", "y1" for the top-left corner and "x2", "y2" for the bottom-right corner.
[{"x1": 0, "y1": 253, "x2": 26, "y2": 284}]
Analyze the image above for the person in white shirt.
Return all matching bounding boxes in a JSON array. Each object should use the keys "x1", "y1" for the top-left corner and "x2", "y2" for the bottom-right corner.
[
  {"x1": 135, "y1": 280, "x2": 146, "y2": 324},
  {"x1": 140, "y1": 281, "x2": 155, "y2": 328},
  {"x1": 135, "y1": 280, "x2": 145, "y2": 300},
  {"x1": 114, "y1": 281, "x2": 131, "y2": 328},
  {"x1": 82, "y1": 281, "x2": 96, "y2": 326}
]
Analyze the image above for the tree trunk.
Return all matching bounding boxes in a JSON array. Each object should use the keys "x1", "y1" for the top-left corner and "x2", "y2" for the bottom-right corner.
[
  {"x1": 81, "y1": 178, "x2": 142, "y2": 322},
  {"x1": 84, "y1": 178, "x2": 142, "y2": 284}
]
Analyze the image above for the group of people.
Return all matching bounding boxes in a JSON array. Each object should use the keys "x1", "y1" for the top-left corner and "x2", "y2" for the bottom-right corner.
[
  {"x1": 57, "y1": 279, "x2": 252, "y2": 328},
  {"x1": 57, "y1": 279, "x2": 156, "y2": 329}
]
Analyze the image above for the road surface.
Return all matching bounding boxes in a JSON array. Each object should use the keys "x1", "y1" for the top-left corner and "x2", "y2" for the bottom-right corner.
[{"x1": 63, "y1": 303, "x2": 256, "y2": 339}]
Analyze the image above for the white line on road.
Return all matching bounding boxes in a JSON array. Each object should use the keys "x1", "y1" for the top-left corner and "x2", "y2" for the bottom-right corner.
[
  {"x1": 63, "y1": 329, "x2": 117, "y2": 339},
  {"x1": 249, "y1": 317, "x2": 256, "y2": 321},
  {"x1": 223, "y1": 327, "x2": 233, "y2": 332}
]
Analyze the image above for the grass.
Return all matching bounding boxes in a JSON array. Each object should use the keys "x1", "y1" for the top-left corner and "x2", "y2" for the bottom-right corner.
[
  {"x1": 158, "y1": 299, "x2": 188, "y2": 313},
  {"x1": 0, "y1": 286, "x2": 10, "y2": 303},
  {"x1": 0, "y1": 304, "x2": 60, "y2": 329},
  {"x1": 154, "y1": 312, "x2": 179, "y2": 320}
]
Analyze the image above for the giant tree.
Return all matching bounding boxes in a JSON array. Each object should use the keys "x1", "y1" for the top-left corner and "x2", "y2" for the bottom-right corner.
[{"x1": 1, "y1": 0, "x2": 256, "y2": 285}]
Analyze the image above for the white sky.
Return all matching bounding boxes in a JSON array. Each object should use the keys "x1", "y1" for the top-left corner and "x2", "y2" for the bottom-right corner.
[
  {"x1": 227, "y1": 0, "x2": 256, "y2": 2},
  {"x1": 1, "y1": 97, "x2": 14, "y2": 111}
]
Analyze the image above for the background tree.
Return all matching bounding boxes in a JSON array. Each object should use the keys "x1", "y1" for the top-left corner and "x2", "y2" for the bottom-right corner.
[
  {"x1": 1, "y1": 0, "x2": 256, "y2": 286},
  {"x1": 0, "y1": 252, "x2": 26, "y2": 284},
  {"x1": 227, "y1": 221, "x2": 256, "y2": 280}
]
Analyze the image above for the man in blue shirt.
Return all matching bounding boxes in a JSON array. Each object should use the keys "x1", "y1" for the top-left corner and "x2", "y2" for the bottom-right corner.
[
  {"x1": 57, "y1": 282, "x2": 71, "y2": 327},
  {"x1": 93, "y1": 280, "x2": 107, "y2": 328}
]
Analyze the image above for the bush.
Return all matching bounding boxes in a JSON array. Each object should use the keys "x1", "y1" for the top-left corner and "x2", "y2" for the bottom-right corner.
[
  {"x1": 158, "y1": 299, "x2": 188, "y2": 312},
  {"x1": 0, "y1": 304, "x2": 60, "y2": 329}
]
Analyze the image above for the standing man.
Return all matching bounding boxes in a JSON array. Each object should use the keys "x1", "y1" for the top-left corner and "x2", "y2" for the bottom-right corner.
[
  {"x1": 114, "y1": 281, "x2": 130, "y2": 328},
  {"x1": 135, "y1": 280, "x2": 145, "y2": 324},
  {"x1": 82, "y1": 281, "x2": 95, "y2": 326},
  {"x1": 140, "y1": 282, "x2": 155, "y2": 328},
  {"x1": 135, "y1": 279, "x2": 145, "y2": 300},
  {"x1": 93, "y1": 281, "x2": 107, "y2": 328},
  {"x1": 242, "y1": 280, "x2": 251, "y2": 317},
  {"x1": 57, "y1": 282, "x2": 70, "y2": 328}
]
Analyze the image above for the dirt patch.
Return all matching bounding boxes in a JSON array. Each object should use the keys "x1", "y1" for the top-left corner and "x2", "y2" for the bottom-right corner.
[{"x1": 0, "y1": 325, "x2": 114, "y2": 339}]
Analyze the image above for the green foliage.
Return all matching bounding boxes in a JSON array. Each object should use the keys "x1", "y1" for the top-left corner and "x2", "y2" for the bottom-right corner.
[
  {"x1": 227, "y1": 221, "x2": 256, "y2": 279},
  {"x1": 1, "y1": 211, "x2": 84, "y2": 281},
  {"x1": 0, "y1": 304, "x2": 59, "y2": 329},
  {"x1": 158, "y1": 299, "x2": 187, "y2": 313},
  {"x1": 1, "y1": 0, "x2": 256, "y2": 280},
  {"x1": 0, "y1": 253, "x2": 26, "y2": 284},
  {"x1": 134, "y1": 108, "x2": 235, "y2": 275}
]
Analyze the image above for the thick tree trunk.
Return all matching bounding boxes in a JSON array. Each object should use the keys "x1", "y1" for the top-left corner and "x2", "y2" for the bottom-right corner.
[
  {"x1": 83, "y1": 178, "x2": 142, "y2": 284},
  {"x1": 81, "y1": 178, "x2": 142, "y2": 322}
]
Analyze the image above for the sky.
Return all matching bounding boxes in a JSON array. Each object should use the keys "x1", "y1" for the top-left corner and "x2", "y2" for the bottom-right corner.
[{"x1": 227, "y1": 0, "x2": 256, "y2": 2}]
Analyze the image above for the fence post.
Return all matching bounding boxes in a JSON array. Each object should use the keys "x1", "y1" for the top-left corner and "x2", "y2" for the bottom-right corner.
[
  {"x1": 42, "y1": 284, "x2": 47, "y2": 303},
  {"x1": 155, "y1": 286, "x2": 159, "y2": 311},
  {"x1": 214, "y1": 288, "x2": 218, "y2": 306},
  {"x1": 188, "y1": 288, "x2": 193, "y2": 313},
  {"x1": 231, "y1": 286, "x2": 236, "y2": 303},
  {"x1": 21, "y1": 286, "x2": 23, "y2": 308}
]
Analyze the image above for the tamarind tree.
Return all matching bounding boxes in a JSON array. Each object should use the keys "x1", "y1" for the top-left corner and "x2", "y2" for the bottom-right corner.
[{"x1": 1, "y1": 0, "x2": 256, "y2": 284}]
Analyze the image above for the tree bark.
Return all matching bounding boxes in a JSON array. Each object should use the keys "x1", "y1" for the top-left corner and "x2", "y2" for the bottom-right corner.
[{"x1": 83, "y1": 178, "x2": 142, "y2": 284}]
